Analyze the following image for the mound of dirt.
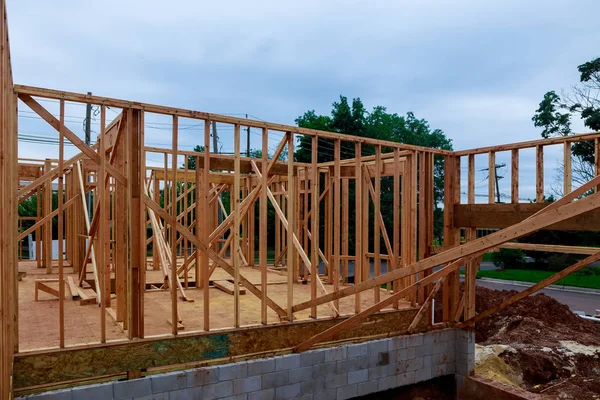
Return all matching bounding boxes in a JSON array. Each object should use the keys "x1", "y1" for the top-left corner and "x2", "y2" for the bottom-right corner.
[
  {"x1": 468, "y1": 286, "x2": 600, "y2": 400},
  {"x1": 473, "y1": 286, "x2": 600, "y2": 348}
]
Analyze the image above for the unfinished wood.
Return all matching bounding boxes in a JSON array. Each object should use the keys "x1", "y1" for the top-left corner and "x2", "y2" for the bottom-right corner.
[
  {"x1": 292, "y1": 189, "x2": 600, "y2": 313},
  {"x1": 15, "y1": 85, "x2": 453, "y2": 155},
  {"x1": 488, "y1": 151, "x2": 495, "y2": 203},
  {"x1": 373, "y1": 146, "x2": 381, "y2": 303},
  {"x1": 294, "y1": 256, "x2": 473, "y2": 352},
  {"x1": 233, "y1": 124, "x2": 241, "y2": 328},
  {"x1": 499, "y1": 242, "x2": 600, "y2": 255},
  {"x1": 453, "y1": 131, "x2": 600, "y2": 156},
  {"x1": 511, "y1": 149, "x2": 518, "y2": 204},
  {"x1": 460, "y1": 251, "x2": 600, "y2": 328},
  {"x1": 564, "y1": 142, "x2": 572, "y2": 195},
  {"x1": 18, "y1": 94, "x2": 126, "y2": 186},
  {"x1": 453, "y1": 203, "x2": 600, "y2": 231},
  {"x1": 407, "y1": 277, "x2": 444, "y2": 333},
  {"x1": 213, "y1": 280, "x2": 246, "y2": 295},
  {"x1": 333, "y1": 140, "x2": 341, "y2": 307},
  {"x1": 12, "y1": 309, "x2": 422, "y2": 390},
  {"x1": 536, "y1": 145, "x2": 544, "y2": 202},
  {"x1": 311, "y1": 136, "x2": 319, "y2": 318},
  {"x1": 355, "y1": 143, "x2": 363, "y2": 313},
  {"x1": 171, "y1": 116, "x2": 179, "y2": 335},
  {"x1": 98, "y1": 106, "x2": 107, "y2": 343},
  {"x1": 58, "y1": 99, "x2": 65, "y2": 348},
  {"x1": 202, "y1": 120, "x2": 211, "y2": 330},
  {"x1": 260, "y1": 127, "x2": 268, "y2": 324},
  {"x1": 287, "y1": 133, "x2": 295, "y2": 321}
]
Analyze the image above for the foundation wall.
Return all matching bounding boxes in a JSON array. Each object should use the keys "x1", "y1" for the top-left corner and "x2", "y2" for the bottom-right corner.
[{"x1": 18, "y1": 329, "x2": 475, "y2": 400}]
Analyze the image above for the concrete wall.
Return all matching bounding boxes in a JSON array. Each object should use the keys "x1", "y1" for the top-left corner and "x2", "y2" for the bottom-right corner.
[{"x1": 19, "y1": 329, "x2": 474, "y2": 400}]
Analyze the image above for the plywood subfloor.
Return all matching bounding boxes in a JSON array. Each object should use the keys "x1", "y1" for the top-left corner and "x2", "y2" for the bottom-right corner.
[{"x1": 17, "y1": 260, "x2": 410, "y2": 352}]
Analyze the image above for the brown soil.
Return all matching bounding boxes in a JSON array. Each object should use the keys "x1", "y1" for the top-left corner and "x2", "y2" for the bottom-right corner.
[
  {"x1": 473, "y1": 286, "x2": 600, "y2": 347},
  {"x1": 462, "y1": 286, "x2": 600, "y2": 400}
]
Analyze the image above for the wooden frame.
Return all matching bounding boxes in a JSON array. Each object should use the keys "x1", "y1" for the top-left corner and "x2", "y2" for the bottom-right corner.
[{"x1": 3, "y1": 2, "x2": 600, "y2": 395}]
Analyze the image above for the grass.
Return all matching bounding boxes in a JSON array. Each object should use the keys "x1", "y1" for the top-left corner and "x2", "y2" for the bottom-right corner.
[{"x1": 463, "y1": 268, "x2": 600, "y2": 290}]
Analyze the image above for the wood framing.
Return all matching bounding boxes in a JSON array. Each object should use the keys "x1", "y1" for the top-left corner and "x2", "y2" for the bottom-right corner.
[{"x1": 3, "y1": 4, "x2": 600, "y2": 396}]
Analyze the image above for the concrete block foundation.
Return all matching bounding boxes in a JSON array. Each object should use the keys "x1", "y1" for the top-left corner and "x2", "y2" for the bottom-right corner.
[{"x1": 18, "y1": 328, "x2": 475, "y2": 400}]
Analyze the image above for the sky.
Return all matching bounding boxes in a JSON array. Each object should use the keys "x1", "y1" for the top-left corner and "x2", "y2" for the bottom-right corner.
[{"x1": 7, "y1": 0, "x2": 600, "y2": 202}]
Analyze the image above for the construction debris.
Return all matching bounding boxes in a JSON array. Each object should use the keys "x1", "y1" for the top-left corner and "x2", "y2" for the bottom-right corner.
[{"x1": 472, "y1": 286, "x2": 600, "y2": 399}]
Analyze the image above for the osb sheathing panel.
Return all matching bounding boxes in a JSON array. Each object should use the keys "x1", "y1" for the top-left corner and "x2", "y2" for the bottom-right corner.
[{"x1": 13, "y1": 309, "x2": 422, "y2": 389}]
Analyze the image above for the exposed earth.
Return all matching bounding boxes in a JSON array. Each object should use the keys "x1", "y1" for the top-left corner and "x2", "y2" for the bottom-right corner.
[{"x1": 470, "y1": 286, "x2": 600, "y2": 399}]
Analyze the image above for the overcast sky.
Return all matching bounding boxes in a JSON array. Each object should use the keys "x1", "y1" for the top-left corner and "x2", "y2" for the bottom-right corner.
[{"x1": 7, "y1": 0, "x2": 600, "y2": 201}]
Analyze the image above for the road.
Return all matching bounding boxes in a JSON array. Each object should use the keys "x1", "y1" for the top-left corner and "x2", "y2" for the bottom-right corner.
[
  {"x1": 475, "y1": 279, "x2": 600, "y2": 316},
  {"x1": 319, "y1": 260, "x2": 600, "y2": 315}
]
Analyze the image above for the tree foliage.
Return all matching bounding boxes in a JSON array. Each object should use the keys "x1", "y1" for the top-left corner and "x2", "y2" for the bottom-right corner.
[{"x1": 295, "y1": 95, "x2": 453, "y2": 250}]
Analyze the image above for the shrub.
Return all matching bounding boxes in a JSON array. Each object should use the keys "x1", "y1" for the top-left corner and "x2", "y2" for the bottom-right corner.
[{"x1": 492, "y1": 249, "x2": 526, "y2": 269}]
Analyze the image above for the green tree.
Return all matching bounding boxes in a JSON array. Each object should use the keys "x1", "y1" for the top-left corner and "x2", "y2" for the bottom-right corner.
[
  {"x1": 532, "y1": 57, "x2": 600, "y2": 188},
  {"x1": 295, "y1": 95, "x2": 453, "y2": 250},
  {"x1": 186, "y1": 145, "x2": 205, "y2": 170}
]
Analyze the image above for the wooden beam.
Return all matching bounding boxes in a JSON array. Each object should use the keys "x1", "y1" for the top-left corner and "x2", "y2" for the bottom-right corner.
[
  {"x1": 459, "y1": 251, "x2": 600, "y2": 328},
  {"x1": 511, "y1": 149, "x2": 518, "y2": 204},
  {"x1": 287, "y1": 133, "x2": 295, "y2": 321},
  {"x1": 536, "y1": 145, "x2": 544, "y2": 202},
  {"x1": 233, "y1": 124, "x2": 241, "y2": 328},
  {"x1": 294, "y1": 255, "x2": 474, "y2": 352},
  {"x1": 18, "y1": 94, "x2": 126, "y2": 186},
  {"x1": 144, "y1": 197, "x2": 288, "y2": 318},
  {"x1": 564, "y1": 142, "x2": 572, "y2": 195},
  {"x1": 15, "y1": 85, "x2": 453, "y2": 155},
  {"x1": 291, "y1": 188, "x2": 600, "y2": 313}
]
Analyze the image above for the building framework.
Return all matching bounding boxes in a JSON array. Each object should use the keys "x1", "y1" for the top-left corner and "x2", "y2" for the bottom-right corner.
[{"x1": 2, "y1": 2, "x2": 600, "y2": 398}]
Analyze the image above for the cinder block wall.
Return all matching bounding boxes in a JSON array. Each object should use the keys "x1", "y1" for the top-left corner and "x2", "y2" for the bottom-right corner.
[{"x1": 18, "y1": 329, "x2": 475, "y2": 400}]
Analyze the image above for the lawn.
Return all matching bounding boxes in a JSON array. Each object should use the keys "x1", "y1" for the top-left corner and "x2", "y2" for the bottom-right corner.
[{"x1": 467, "y1": 268, "x2": 600, "y2": 290}]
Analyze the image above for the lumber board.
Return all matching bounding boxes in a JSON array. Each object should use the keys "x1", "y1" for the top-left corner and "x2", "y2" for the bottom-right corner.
[
  {"x1": 459, "y1": 250, "x2": 600, "y2": 328},
  {"x1": 454, "y1": 203, "x2": 600, "y2": 230},
  {"x1": 67, "y1": 277, "x2": 80, "y2": 300},
  {"x1": 291, "y1": 189, "x2": 600, "y2": 313},
  {"x1": 12, "y1": 309, "x2": 423, "y2": 390},
  {"x1": 14, "y1": 85, "x2": 452, "y2": 155},
  {"x1": 213, "y1": 280, "x2": 247, "y2": 296}
]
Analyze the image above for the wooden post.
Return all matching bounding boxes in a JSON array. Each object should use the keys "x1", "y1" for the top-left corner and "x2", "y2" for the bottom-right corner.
[
  {"x1": 341, "y1": 178, "x2": 349, "y2": 283},
  {"x1": 354, "y1": 143, "x2": 362, "y2": 313},
  {"x1": 488, "y1": 151, "x2": 495, "y2": 203},
  {"x1": 115, "y1": 119, "x2": 127, "y2": 323},
  {"x1": 564, "y1": 142, "x2": 572, "y2": 195},
  {"x1": 127, "y1": 109, "x2": 145, "y2": 338},
  {"x1": 170, "y1": 116, "x2": 178, "y2": 335},
  {"x1": 511, "y1": 149, "x2": 519, "y2": 203},
  {"x1": 333, "y1": 140, "x2": 341, "y2": 308},
  {"x1": 98, "y1": 106, "x2": 107, "y2": 343},
  {"x1": 43, "y1": 159, "x2": 52, "y2": 274},
  {"x1": 536, "y1": 145, "x2": 544, "y2": 202},
  {"x1": 233, "y1": 124, "x2": 241, "y2": 327},
  {"x1": 287, "y1": 133, "x2": 295, "y2": 320},
  {"x1": 202, "y1": 121, "x2": 211, "y2": 331},
  {"x1": 595, "y1": 138, "x2": 600, "y2": 193},
  {"x1": 373, "y1": 146, "x2": 381, "y2": 303},
  {"x1": 58, "y1": 99, "x2": 65, "y2": 347},
  {"x1": 465, "y1": 153, "x2": 477, "y2": 320},
  {"x1": 442, "y1": 155, "x2": 459, "y2": 321},
  {"x1": 311, "y1": 136, "x2": 319, "y2": 318},
  {"x1": 260, "y1": 127, "x2": 268, "y2": 324}
]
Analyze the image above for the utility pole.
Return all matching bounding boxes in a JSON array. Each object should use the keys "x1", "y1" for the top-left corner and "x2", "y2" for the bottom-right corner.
[
  {"x1": 84, "y1": 92, "x2": 92, "y2": 219},
  {"x1": 483, "y1": 163, "x2": 506, "y2": 203},
  {"x1": 246, "y1": 114, "x2": 250, "y2": 157}
]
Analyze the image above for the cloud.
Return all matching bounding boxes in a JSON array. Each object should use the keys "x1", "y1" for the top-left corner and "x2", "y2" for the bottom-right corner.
[{"x1": 7, "y1": 0, "x2": 600, "y2": 196}]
